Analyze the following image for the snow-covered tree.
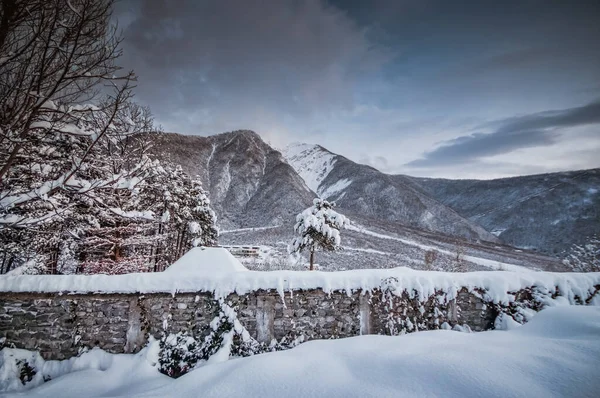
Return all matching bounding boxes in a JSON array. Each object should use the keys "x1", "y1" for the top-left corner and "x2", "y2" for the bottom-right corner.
[
  {"x1": 72, "y1": 156, "x2": 218, "y2": 275},
  {"x1": 0, "y1": 0, "x2": 143, "y2": 272},
  {"x1": 562, "y1": 235, "x2": 600, "y2": 272},
  {"x1": 288, "y1": 198, "x2": 347, "y2": 270},
  {"x1": 144, "y1": 161, "x2": 218, "y2": 271},
  {"x1": 0, "y1": 98, "x2": 158, "y2": 273},
  {"x1": 0, "y1": 1, "x2": 218, "y2": 275}
]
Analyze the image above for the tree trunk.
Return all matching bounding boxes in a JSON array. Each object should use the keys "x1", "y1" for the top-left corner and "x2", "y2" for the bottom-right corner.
[
  {"x1": 5, "y1": 256, "x2": 14, "y2": 274},
  {"x1": 309, "y1": 250, "x2": 315, "y2": 271}
]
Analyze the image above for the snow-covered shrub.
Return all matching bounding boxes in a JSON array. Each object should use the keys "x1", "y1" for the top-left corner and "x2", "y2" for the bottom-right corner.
[
  {"x1": 158, "y1": 332, "x2": 200, "y2": 378},
  {"x1": 289, "y1": 198, "x2": 348, "y2": 270},
  {"x1": 157, "y1": 298, "x2": 305, "y2": 379},
  {"x1": 200, "y1": 299, "x2": 266, "y2": 361},
  {"x1": 0, "y1": 348, "x2": 45, "y2": 392}
]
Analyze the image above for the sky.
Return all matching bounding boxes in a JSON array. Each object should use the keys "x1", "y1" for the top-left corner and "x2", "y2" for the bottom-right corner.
[{"x1": 114, "y1": 0, "x2": 600, "y2": 179}]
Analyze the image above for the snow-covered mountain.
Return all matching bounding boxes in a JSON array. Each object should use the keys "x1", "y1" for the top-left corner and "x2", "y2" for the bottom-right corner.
[
  {"x1": 409, "y1": 169, "x2": 600, "y2": 255},
  {"x1": 151, "y1": 131, "x2": 568, "y2": 271},
  {"x1": 283, "y1": 143, "x2": 498, "y2": 243},
  {"x1": 151, "y1": 131, "x2": 314, "y2": 230}
]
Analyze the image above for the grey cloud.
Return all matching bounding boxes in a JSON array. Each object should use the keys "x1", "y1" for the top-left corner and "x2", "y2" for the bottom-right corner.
[
  {"x1": 115, "y1": 0, "x2": 387, "y2": 134},
  {"x1": 494, "y1": 100, "x2": 600, "y2": 134},
  {"x1": 111, "y1": 0, "x2": 600, "y2": 178},
  {"x1": 406, "y1": 100, "x2": 600, "y2": 168},
  {"x1": 359, "y1": 154, "x2": 390, "y2": 172}
]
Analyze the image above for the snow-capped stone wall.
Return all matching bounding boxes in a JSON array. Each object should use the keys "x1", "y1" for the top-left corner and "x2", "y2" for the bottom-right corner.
[
  {"x1": 2, "y1": 273, "x2": 599, "y2": 360},
  {"x1": 0, "y1": 289, "x2": 482, "y2": 360}
]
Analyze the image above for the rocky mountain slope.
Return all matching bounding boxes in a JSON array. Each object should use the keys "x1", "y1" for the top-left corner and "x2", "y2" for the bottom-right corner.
[
  {"x1": 151, "y1": 131, "x2": 314, "y2": 229},
  {"x1": 283, "y1": 143, "x2": 498, "y2": 243},
  {"x1": 409, "y1": 169, "x2": 600, "y2": 255}
]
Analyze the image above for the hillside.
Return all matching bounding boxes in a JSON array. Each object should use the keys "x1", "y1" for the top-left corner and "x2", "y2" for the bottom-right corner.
[
  {"x1": 151, "y1": 131, "x2": 314, "y2": 229},
  {"x1": 409, "y1": 169, "x2": 600, "y2": 255}
]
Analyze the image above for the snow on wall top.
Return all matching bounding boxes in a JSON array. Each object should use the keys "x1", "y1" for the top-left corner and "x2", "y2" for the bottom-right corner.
[
  {"x1": 0, "y1": 266, "x2": 598, "y2": 306},
  {"x1": 165, "y1": 247, "x2": 248, "y2": 275},
  {"x1": 283, "y1": 143, "x2": 337, "y2": 194}
]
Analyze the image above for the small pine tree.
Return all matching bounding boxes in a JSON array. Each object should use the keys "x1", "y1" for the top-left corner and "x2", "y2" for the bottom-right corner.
[
  {"x1": 288, "y1": 198, "x2": 348, "y2": 270},
  {"x1": 145, "y1": 162, "x2": 218, "y2": 271}
]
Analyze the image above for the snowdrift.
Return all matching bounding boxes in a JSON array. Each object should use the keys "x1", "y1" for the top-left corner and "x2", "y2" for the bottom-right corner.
[
  {"x1": 164, "y1": 247, "x2": 248, "y2": 275},
  {"x1": 3, "y1": 306, "x2": 599, "y2": 397}
]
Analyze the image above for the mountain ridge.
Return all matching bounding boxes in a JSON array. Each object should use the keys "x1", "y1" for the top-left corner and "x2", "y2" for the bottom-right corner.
[
  {"x1": 148, "y1": 130, "x2": 581, "y2": 271},
  {"x1": 283, "y1": 143, "x2": 499, "y2": 243},
  {"x1": 408, "y1": 168, "x2": 600, "y2": 254}
]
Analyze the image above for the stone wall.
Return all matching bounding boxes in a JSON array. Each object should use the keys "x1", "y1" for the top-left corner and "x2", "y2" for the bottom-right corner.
[{"x1": 0, "y1": 288, "x2": 499, "y2": 360}]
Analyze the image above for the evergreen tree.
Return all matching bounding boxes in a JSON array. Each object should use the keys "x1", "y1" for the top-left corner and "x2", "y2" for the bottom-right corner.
[
  {"x1": 145, "y1": 162, "x2": 218, "y2": 271},
  {"x1": 77, "y1": 159, "x2": 218, "y2": 274},
  {"x1": 289, "y1": 198, "x2": 347, "y2": 270}
]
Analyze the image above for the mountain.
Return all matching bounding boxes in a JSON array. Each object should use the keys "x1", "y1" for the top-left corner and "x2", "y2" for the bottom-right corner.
[
  {"x1": 408, "y1": 169, "x2": 600, "y2": 255},
  {"x1": 283, "y1": 143, "x2": 498, "y2": 243},
  {"x1": 150, "y1": 131, "x2": 567, "y2": 272},
  {"x1": 151, "y1": 130, "x2": 314, "y2": 229}
]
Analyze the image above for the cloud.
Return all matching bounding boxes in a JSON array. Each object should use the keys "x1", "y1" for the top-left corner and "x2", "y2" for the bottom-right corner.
[
  {"x1": 406, "y1": 100, "x2": 600, "y2": 168},
  {"x1": 115, "y1": 0, "x2": 388, "y2": 134},
  {"x1": 112, "y1": 0, "x2": 600, "y2": 179},
  {"x1": 493, "y1": 100, "x2": 600, "y2": 134},
  {"x1": 359, "y1": 154, "x2": 390, "y2": 172}
]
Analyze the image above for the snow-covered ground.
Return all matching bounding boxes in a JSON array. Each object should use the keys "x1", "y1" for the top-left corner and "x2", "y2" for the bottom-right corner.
[
  {"x1": 219, "y1": 218, "x2": 565, "y2": 272},
  {"x1": 3, "y1": 306, "x2": 599, "y2": 397},
  {"x1": 346, "y1": 223, "x2": 534, "y2": 272}
]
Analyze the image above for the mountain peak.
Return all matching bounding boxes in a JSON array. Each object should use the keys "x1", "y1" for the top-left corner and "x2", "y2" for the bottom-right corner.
[{"x1": 283, "y1": 143, "x2": 338, "y2": 193}]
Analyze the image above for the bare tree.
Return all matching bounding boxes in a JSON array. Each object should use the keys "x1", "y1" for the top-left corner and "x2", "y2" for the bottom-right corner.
[
  {"x1": 449, "y1": 240, "x2": 467, "y2": 272},
  {"x1": 0, "y1": 0, "x2": 147, "y2": 273},
  {"x1": 0, "y1": 0, "x2": 135, "y2": 187},
  {"x1": 424, "y1": 249, "x2": 438, "y2": 271}
]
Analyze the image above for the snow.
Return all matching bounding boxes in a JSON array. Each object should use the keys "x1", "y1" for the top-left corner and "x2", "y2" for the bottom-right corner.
[
  {"x1": 343, "y1": 247, "x2": 391, "y2": 256},
  {"x1": 109, "y1": 208, "x2": 155, "y2": 220},
  {"x1": 0, "y1": 341, "x2": 164, "y2": 396},
  {"x1": 4, "y1": 306, "x2": 600, "y2": 397},
  {"x1": 319, "y1": 178, "x2": 352, "y2": 200},
  {"x1": 29, "y1": 120, "x2": 92, "y2": 136},
  {"x1": 491, "y1": 228, "x2": 507, "y2": 237},
  {"x1": 165, "y1": 247, "x2": 248, "y2": 275},
  {"x1": 347, "y1": 222, "x2": 533, "y2": 272},
  {"x1": 283, "y1": 143, "x2": 337, "y2": 193},
  {"x1": 219, "y1": 225, "x2": 280, "y2": 234},
  {"x1": 0, "y1": 263, "x2": 599, "y2": 307}
]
